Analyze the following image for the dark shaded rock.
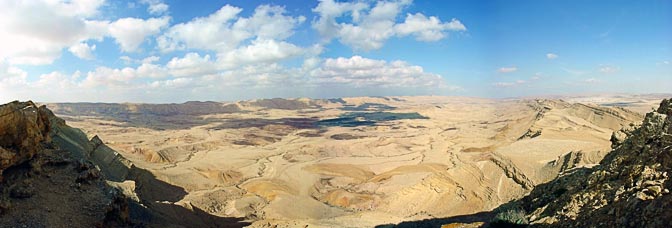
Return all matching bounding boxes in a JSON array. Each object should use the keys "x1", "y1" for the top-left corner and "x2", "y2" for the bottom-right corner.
[
  {"x1": 9, "y1": 180, "x2": 34, "y2": 199},
  {"x1": 0, "y1": 101, "x2": 51, "y2": 181}
]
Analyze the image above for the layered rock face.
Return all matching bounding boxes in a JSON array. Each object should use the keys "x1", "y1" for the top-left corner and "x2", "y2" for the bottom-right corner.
[{"x1": 509, "y1": 98, "x2": 672, "y2": 227}]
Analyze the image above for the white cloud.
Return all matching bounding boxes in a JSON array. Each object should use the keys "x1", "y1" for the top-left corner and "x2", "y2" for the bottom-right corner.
[
  {"x1": 81, "y1": 66, "x2": 138, "y2": 88},
  {"x1": 334, "y1": 0, "x2": 410, "y2": 50},
  {"x1": 166, "y1": 53, "x2": 219, "y2": 77},
  {"x1": 34, "y1": 71, "x2": 77, "y2": 88},
  {"x1": 156, "y1": 4, "x2": 309, "y2": 77},
  {"x1": 312, "y1": 0, "x2": 466, "y2": 51},
  {"x1": 218, "y1": 39, "x2": 304, "y2": 67},
  {"x1": 119, "y1": 55, "x2": 161, "y2": 65},
  {"x1": 0, "y1": 0, "x2": 171, "y2": 64},
  {"x1": 312, "y1": 0, "x2": 368, "y2": 42},
  {"x1": 309, "y1": 55, "x2": 451, "y2": 88},
  {"x1": 598, "y1": 65, "x2": 619, "y2": 74},
  {"x1": 498, "y1": 67, "x2": 518, "y2": 73},
  {"x1": 233, "y1": 5, "x2": 306, "y2": 41},
  {"x1": 69, "y1": 42, "x2": 96, "y2": 60},
  {"x1": 0, "y1": 2, "x2": 461, "y2": 102},
  {"x1": 109, "y1": 17, "x2": 170, "y2": 52},
  {"x1": 136, "y1": 63, "x2": 168, "y2": 78},
  {"x1": 149, "y1": 78, "x2": 193, "y2": 89},
  {"x1": 142, "y1": 56, "x2": 160, "y2": 64},
  {"x1": 395, "y1": 13, "x2": 466, "y2": 41},
  {"x1": 546, "y1": 53, "x2": 558, "y2": 59},
  {"x1": 217, "y1": 63, "x2": 302, "y2": 88},
  {"x1": 141, "y1": 0, "x2": 169, "y2": 15},
  {"x1": 0, "y1": 62, "x2": 28, "y2": 88},
  {"x1": 157, "y1": 4, "x2": 304, "y2": 53},
  {"x1": 0, "y1": 1, "x2": 108, "y2": 65},
  {"x1": 157, "y1": 5, "x2": 242, "y2": 52}
]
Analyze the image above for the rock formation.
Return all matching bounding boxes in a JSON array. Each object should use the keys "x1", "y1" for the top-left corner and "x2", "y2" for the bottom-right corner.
[
  {"x1": 497, "y1": 98, "x2": 672, "y2": 227},
  {"x1": 0, "y1": 101, "x2": 130, "y2": 226}
]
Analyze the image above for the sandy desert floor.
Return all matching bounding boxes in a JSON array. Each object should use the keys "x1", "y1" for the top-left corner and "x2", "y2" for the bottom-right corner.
[{"x1": 46, "y1": 95, "x2": 666, "y2": 227}]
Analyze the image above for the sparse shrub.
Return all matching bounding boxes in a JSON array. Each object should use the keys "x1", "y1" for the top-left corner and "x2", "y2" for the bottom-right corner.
[
  {"x1": 552, "y1": 187, "x2": 567, "y2": 197},
  {"x1": 489, "y1": 207, "x2": 529, "y2": 228}
]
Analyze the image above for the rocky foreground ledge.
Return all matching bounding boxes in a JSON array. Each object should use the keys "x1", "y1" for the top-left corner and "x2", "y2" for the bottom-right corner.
[{"x1": 0, "y1": 101, "x2": 131, "y2": 227}]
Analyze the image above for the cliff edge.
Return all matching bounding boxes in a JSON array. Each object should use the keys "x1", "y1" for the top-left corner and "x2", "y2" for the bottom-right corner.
[{"x1": 501, "y1": 98, "x2": 672, "y2": 227}]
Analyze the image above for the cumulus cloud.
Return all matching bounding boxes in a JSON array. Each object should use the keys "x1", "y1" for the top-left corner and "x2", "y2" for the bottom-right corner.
[
  {"x1": 120, "y1": 55, "x2": 161, "y2": 65},
  {"x1": 395, "y1": 13, "x2": 466, "y2": 41},
  {"x1": 0, "y1": 0, "x2": 171, "y2": 64},
  {"x1": 312, "y1": 0, "x2": 368, "y2": 41},
  {"x1": 149, "y1": 78, "x2": 193, "y2": 89},
  {"x1": 157, "y1": 5, "x2": 304, "y2": 53},
  {"x1": 142, "y1": 56, "x2": 160, "y2": 64},
  {"x1": 0, "y1": 62, "x2": 28, "y2": 88},
  {"x1": 2, "y1": 54, "x2": 458, "y2": 103},
  {"x1": 0, "y1": 2, "x2": 460, "y2": 102},
  {"x1": 498, "y1": 67, "x2": 518, "y2": 73},
  {"x1": 546, "y1": 53, "x2": 558, "y2": 59},
  {"x1": 0, "y1": 1, "x2": 107, "y2": 64},
  {"x1": 166, "y1": 53, "x2": 219, "y2": 77},
  {"x1": 312, "y1": 0, "x2": 466, "y2": 50},
  {"x1": 141, "y1": 0, "x2": 169, "y2": 15},
  {"x1": 218, "y1": 39, "x2": 304, "y2": 67},
  {"x1": 309, "y1": 56, "x2": 451, "y2": 88},
  {"x1": 109, "y1": 17, "x2": 170, "y2": 52},
  {"x1": 81, "y1": 66, "x2": 138, "y2": 88},
  {"x1": 68, "y1": 42, "x2": 96, "y2": 60}
]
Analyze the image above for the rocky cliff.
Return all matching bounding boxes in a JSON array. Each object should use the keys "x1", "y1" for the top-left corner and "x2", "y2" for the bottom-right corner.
[
  {"x1": 499, "y1": 98, "x2": 672, "y2": 227},
  {"x1": 0, "y1": 101, "x2": 131, "y2": 227}
]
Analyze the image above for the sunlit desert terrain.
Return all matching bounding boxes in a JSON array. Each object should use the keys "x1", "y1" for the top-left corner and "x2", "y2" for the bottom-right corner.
[{"x1": 44, "y1": 95, "x2": 665, "y2": 227}]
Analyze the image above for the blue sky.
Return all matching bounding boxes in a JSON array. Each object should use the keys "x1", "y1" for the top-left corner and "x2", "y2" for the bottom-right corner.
[{"x1": 0, "y1": 0, "x2": 670, "y2": 103}]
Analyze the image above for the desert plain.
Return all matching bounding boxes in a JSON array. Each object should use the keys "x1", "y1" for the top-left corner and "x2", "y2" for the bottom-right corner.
[{"x1": 43, "y1": 94, "x2": 667, "y2": 227}]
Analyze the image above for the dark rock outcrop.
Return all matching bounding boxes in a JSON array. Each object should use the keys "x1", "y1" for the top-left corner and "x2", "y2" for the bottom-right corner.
[{"x1": 0, "y1": 101, "x2": 51, "y2": 180}]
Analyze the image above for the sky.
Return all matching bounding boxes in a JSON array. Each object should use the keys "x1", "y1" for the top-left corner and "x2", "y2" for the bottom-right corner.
[{"x1": 0, "y1": 0, "x2": 671, "y2": 103}]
